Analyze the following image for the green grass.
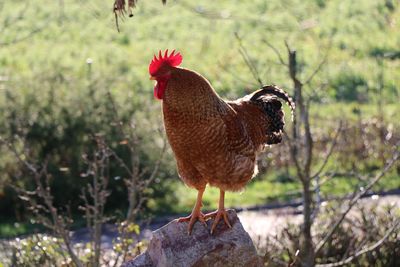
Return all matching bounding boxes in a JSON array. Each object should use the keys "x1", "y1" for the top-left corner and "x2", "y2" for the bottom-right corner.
[
  {"x1": 0, "y1": 0, "x2": 399, "y2": 101},
  {"x1": 171, "y1": 169, "x2": 400, "y2": 213},
  {"x1": 1, "y1": 0, "x2": 399, "y2": 237},
  {"x1": 172, "y1": 178, "x2": 299, "y2": 212},
  {"x1": 0, "y1": 221, "x2": 30, "y2": 238},
  {"x1": 310, "y1": 103, "x2": 400, "y2": 122},
  {"x1": 1, "y1": 168, "x2": 398, "y2": 237},
  {"x1": 0, "y1": 219, "x2": 47, "y2": 238},
  {"x1": 0, "y1": 216, "x2": 87, "y2": 238}
]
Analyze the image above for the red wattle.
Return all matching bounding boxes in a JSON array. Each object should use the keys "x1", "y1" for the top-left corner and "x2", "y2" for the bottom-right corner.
[
  {"x1": 154, "y1": 83, "x2": 160, "y2": 99},
  {"x1": 154, "y1": 80, "x2": 167, "y2": 100}
]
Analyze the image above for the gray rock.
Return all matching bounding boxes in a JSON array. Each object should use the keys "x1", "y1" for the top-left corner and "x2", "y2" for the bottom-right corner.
[
  {"x1": 122, "y1": 252, "x2": 153, "y2": 267},
  {"x1": 122, "y1": 210, "x2": 262, "y2": 267}
]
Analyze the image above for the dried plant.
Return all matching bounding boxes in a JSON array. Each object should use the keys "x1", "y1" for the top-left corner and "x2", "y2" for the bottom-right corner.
[
  {"x1": 113, "y1": 0, "x2": 168, "y2": 32},
  {"x1": 0, "y1": 136, "x2": 84, "y2": 267},
  {"x1": 79, "y1": 136, "x2": 113, "y2": 267},
  {"x1": 262, "y1": 203, "x2": 399, "y2": 267},
  {"x1": 233, "y1": 33, "x2": 400, "y2": 267},
  {"x1": 0, "y1": 88, "x2": 166, "y2": 266}
]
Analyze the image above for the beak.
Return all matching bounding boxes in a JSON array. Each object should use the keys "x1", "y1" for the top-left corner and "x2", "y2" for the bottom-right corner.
[{"x1": 149, "y1": 76, "x2": 156, "y2": 80}]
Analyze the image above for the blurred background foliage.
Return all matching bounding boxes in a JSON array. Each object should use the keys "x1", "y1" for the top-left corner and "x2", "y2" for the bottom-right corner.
[{"x1": 0, "y1": 0, "x2": 399, "y2": 237}]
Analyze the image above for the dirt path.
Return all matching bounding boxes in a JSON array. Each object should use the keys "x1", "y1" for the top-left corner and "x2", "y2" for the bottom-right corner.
[{"x1": 238, "y1": 194, "x2": 400, "y2": 247}]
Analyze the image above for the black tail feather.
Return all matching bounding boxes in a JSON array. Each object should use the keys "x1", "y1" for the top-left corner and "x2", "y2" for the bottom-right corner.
[
  {"x1": 250, "y1": 85, "x2": 295, "y2": 145},
  {"x1": 250, "y1": 85, "x2": 295, "y2": 121}
]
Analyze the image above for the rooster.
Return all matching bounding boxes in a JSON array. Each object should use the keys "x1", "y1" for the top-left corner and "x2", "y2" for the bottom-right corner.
[{"x1": 149, "y1": 50, "x2": 295, "y2": 234}]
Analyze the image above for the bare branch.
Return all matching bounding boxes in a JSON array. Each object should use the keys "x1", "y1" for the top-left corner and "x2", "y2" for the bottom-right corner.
[
  {"x1": 235, "y1": 32, "x2": 264, "y2": 86},
  {"x1": 311, "y1": 121, "x2": 343, "y2": 179},
  {"x1": 178, "y1": 0, "x2": 289, "y2": 31},
  {"x1": 304, "y1": 51, "x2": 329, "y2": 85},
  {"x1": 316, "y1": 218, "x2": 400, "y2": 267},
  {"x1": 262, "y1": 38, "x2": 288, "y2": 66},
  {"x1": 2, "y1": 138, "x2": 84, "y2": 267},
  {"x1": 0, "y1": 2, "x2": 51, "y2": 47},
  {"x1": 0, "y1": 27, "x2": 44, "y2": 46},
  {"x1": 217, "y1": 60, "x2": 259, "y2": 88},
  {"x1": 144, "y1": 139, "x2": 167, "y2": 184},
  {"x1": 0, "y1": 2, "x2": 30, "y2": 32},
  {"x1": 0, "y1": 136, "x2": 38, "y2": 174},
  {"x1": 305, "y1": 82, "x2": 329, "y2": 102},
  {"x1": 109, "y1": 148, "x2": 134, "y2": 177},
  {"x1": 283, "y1": 132, "x2": 305, "y2": 182},
  {"x1": 315, "y1": 145, "x2": 400, "y2": 254},
  {"x1": 302, "y1": 104, "x2": 313, "y2": 178}
]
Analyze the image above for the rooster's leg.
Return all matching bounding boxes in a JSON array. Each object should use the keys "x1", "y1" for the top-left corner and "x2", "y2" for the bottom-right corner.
[
  {"x1": 204, "y1": 190, "x2": 232, "y2": 234},
  {"x1": 177, "y1": 187, "x2": 207, "y2": 234}
]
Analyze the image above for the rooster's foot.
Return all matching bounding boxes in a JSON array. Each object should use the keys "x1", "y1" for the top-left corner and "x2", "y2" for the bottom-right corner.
[
  {"x1": 177, "y1": 211, "x2": 207, "y2": 234},
  {"x1": 204, "y1": 209, "x2": 232, "y2": 234}
]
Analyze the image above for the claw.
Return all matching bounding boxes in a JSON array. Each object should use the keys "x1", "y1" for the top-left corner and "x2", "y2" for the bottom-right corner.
[
  {"x1": 205, "y1": 209, "x2": 232, "y2": 234},
  {"x1": 176, "y1": 188, "x2": 207, "y2": 234},
  {"x1": 177, "y1": 211, "x2": 207, "y2": 234}
]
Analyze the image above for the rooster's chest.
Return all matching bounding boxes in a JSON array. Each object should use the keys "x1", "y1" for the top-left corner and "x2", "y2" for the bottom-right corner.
[{"x1": 163, "y1": 110, "x2": 226, "y2": 158}]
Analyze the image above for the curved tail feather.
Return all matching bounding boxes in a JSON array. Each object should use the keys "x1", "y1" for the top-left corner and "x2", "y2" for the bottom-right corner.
[
  {"x1": 250, "y1": 85, "x2": 295, "y2": 121},
  {"x1": 249, "y1": 85, "x2": 295, "y2": 145}
]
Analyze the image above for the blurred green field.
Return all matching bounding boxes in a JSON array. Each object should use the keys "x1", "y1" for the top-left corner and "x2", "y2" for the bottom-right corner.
[
  {"x1": 0, "y1": 0, "x2": 399, "y2": 238},
  {"x1": 169, "y1": 171, "x2": 400, "y2": 213},
  {"x1": 1, "y1": 0, "x2": 399, "y2": 99}
]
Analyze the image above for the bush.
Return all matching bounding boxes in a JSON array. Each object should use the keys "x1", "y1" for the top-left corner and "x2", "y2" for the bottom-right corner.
[
  {"x1": 330, "y1": 72, "x2": 369, "y2": 102},
  {"x1": 0, "y1": 222, "x2": 144, "y2": 267},
  {"x1": 262, "y1": 202, "x2": 400, "y2": 266},
  {"x1": 0, "y1": 73, "x2": 174, "y2": 222}
]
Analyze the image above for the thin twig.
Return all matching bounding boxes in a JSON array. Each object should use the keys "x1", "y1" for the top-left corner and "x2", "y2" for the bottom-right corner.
[
  {"x1": 315, "y1": 146, "x2": 400, "y2": 254},
  {"x1": 0, "y1": 2, "x2": 30, "y2": 32},
  {"x1": 316, "y1": 218, "x2": 400, "y2": 267},
  {"x1": 235, "y1": 32, "x2": 264, "y2": 86},
  {"x1": 0, "y1": 28, "x2": 43, "y2": 46},
  {"x1": 262, "y1": 38, "x2": 288, "y2": 66},
  {"x1": 177, "y1": 0, "x2": 289, "y2": 30},
  {"x1": 283, "y1": 132, "x2": 305, "y2": 182},
  {"x1": 2, "y1": 138, "x2": 84, "y2": 267},
  {"x1": 304, "y1": 51, "x2": 329, "y2": 85},
  {"x1": 311, "y1": 121, "x2": 343, "y2": 179}
]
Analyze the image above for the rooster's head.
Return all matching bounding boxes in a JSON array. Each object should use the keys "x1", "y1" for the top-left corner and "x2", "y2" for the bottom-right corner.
[{"x1": 149, "y1": 49, "x2": 182, "y2": 100}]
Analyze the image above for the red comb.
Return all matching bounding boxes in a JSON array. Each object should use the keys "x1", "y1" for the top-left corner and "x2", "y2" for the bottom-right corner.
[{"x1": 149, "y1": 49, "x2": 182, "y2": 75}]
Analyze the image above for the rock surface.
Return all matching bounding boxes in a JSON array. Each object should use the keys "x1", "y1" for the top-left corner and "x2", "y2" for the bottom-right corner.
[{"x1": 122, "y1": 210, "x2": 262, "y2": 267}]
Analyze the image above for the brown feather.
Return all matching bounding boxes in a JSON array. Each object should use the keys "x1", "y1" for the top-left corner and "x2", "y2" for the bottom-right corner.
[{"x1": 161, "y1": 67, "x2": 294, "y2": 192}]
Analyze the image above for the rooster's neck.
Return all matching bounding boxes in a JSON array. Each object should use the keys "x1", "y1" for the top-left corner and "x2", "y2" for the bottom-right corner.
[{"x1": 162, "y1": 68, "x2": 228, "y2": 116}]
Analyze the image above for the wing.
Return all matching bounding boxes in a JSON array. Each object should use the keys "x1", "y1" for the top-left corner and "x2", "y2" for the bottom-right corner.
[{"x1": 218, "y1": 102, "x2": 255, "y2": 157}]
